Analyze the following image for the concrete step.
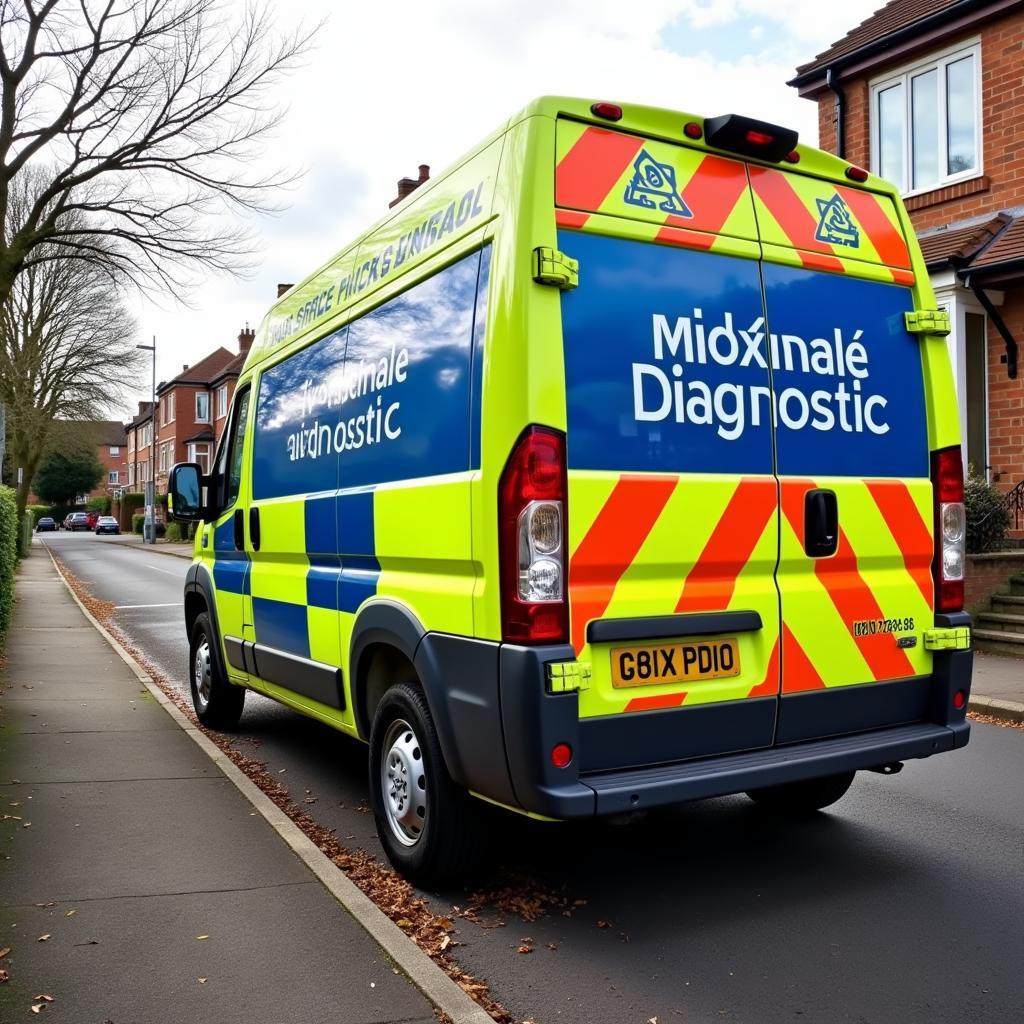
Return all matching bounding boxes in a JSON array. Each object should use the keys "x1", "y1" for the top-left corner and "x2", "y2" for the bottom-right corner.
[
  {"x1": 991, "y1": 594, "x2": 1024, "y2": 611},
  {"x1": 972, "y1": 627, "x2": 1024, "y2": 658},
  {"x1": 975, "y1": 611, "x2": 1024, "y2": 635},
  {"x1": 1010, "y1": 574, "x2": 1024, "y2": 597}
]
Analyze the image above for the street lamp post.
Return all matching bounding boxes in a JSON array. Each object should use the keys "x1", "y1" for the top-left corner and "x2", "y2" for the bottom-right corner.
[{"x1": 135, "y1": 338, "x2": 156, "y2": 545}]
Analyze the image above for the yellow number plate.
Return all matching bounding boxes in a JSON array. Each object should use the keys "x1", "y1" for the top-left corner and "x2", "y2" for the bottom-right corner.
[{"x1": 611, "y1": 638, "x2": 740, "y2": 689}]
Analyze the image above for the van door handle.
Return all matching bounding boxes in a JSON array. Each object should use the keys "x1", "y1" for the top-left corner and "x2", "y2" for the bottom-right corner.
[
  {"x1": 249, "y1": 507, "x2": 261, "y2": 551},
  {"x1": 233, "y1": 508, "x2": 244, "y2": 551},
  {"x1": 804, "y1": 489, "x2": 838, "y2": 558}
]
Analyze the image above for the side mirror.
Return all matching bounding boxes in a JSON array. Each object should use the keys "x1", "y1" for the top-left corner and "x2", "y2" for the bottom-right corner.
[{"x1": 168, "y1": 462, "x2": 205, "y2": 522}]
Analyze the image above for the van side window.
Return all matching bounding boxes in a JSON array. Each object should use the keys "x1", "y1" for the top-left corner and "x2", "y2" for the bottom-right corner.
[
  {"x1": 251, "y1": 247, "x2": 490, "y2": 500},
  {"x1": 214, "y1": 385, "x2": 251, "y2": 509}
]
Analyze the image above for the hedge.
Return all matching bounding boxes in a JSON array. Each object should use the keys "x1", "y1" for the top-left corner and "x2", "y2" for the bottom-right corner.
[
  {"x1": 0, "y1": 486, "x2": 19, "y2": 649},
  {"x1": 86, "y1": 496, "x2": 112, "y2": 514},
  {"x1": 966, "y1": 474, "x2": 1010, "y2": 554}
]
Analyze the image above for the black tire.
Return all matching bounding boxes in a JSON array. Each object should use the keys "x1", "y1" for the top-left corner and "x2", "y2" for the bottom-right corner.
[
  {"x1": 746, "y1": 770, "x2": 855, "y2": 814},
  {"x1": 368, "y1": 682, "x2": 481, "y2": 887},
  {"x1": 188, "y1": 612, "x2": 245, "y2": 730}
]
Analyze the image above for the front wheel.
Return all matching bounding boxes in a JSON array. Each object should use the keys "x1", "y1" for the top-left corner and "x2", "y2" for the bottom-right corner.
[
  {"x1": 368, "y1": 682, "x2": 480, "y2": 887},
  {"x1": 189, "y1": 612, "x2": 245, "y2": 730},
  {"x1": 745, "y1": 770, "x2": 856, "y2": 814}
]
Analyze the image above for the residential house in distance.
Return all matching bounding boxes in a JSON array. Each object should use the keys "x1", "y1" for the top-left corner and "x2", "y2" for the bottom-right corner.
[
  {"x1": 126, "y1": 326, "x2": 254, "y2": 496},
  {"x1": 789, "y1": 0, "x2": 1024, "y2": 494},
  {"x1": 90, "y1": 420, "x2": 129, "y2": 498}
]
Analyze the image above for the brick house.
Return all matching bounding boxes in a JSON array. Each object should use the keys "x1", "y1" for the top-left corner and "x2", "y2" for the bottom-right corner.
[
  {"x1": 789, "y1": 0, "x2": 1024, "y2": 495},
  {"x1": 126, "y1": 327, "x2": 254, "y2": 495},
  {"x1": 90, "y1": 421, "x2": 128, "y2": 498}
]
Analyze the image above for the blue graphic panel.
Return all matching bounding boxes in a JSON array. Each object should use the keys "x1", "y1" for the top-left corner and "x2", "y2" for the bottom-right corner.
[
  {"x1": 558, "y1": 231, "x2": 774, "y2": 475},
  {"x1": 251, "y1": 248, "x2": 489, "y2": 501},
  {"x1": 338, "y1": 490, "x2": 380, "y2": 613},
  {"x1": 763, "y1": 264, "x2": 926, "y2": 478},
  {"x1": 212, "y1": 516, "x2": 249, "y2": 594},
  {"x1": 304, "y1": 493, "x2": 339, "y2": 610},
  {"x1": 252, "y1": 597, "x2": 310, "y2": 659}
]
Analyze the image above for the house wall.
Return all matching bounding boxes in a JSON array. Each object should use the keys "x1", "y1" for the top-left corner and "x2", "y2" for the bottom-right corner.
[{"x1": 813, "y1": 12, "x2": 1024, "y2": 497}]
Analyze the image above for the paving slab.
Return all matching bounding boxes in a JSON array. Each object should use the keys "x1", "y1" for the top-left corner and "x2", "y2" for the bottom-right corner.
[
  {"x1": 0, "y1": 884, "x2": 436, "y2": 1024},
  {"x1": 0, "y1": 696, "x2": 179, "y2": 733},
  {"x1": 972, "y1": 651, "x2": 1024, "y2": 703}
]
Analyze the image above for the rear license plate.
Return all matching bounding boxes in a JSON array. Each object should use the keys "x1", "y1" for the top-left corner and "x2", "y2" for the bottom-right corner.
[{"x1": 610, "y1": 638, "x2": 740, "y2": 689}]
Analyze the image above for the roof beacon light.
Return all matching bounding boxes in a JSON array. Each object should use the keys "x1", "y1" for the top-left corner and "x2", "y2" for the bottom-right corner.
[
  {"x1": 784, "y1": 149, "x2": 801, "y2": 164},
  {"x1": 591, "y1": 102, "x2": 623, "y2": 122},
  {"x1": 702, "y1": 113, "x2": 798, "y2": 163},
  {"x1": 845, "y1": 165, "x2": 870, "y2": 182}
]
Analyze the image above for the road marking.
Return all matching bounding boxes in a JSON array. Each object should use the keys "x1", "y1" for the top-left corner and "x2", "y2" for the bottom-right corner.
[
  {"x1": 114, "y1": 603, "x2": 180, "y2": 610},
  {"x1": 145, "y1": 563, "x2": 181, "y2": 576}
]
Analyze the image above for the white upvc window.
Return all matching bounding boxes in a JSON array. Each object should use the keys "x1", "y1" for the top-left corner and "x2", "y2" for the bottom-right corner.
[
  {"x1": 216, "y1": 384, "x2": 228, "y2": 419},
  {"x1": 108, "y1": 471, "x2": 119, "y2": 484},
  {"x1": 158, "y1": 441, "x2": 173, "y2": 474},
  {"x1": 128, "y1": 464, "x2": 135, "y2": 486},
  {"x1": 162, "y1": 392, "x2": 175, "y2": 425},
  {"x1": 187, "y1": 442, "x2": 211, "y2": 474},
  {"x1": 110, "y1": 445, "x2": 120, "y2": 456},
  {"x1": 195, "y1": 391, "x2": 210, "y2": 423},
  {"x1": 870, "y1": 40, "x2": 981, "y2": 196}
]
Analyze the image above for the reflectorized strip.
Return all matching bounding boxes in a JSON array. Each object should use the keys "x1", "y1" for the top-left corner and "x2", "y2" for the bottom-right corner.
[
  {"x1": 750, "y1": 166, "x2": 913, "y2": 283},
  {"x1": 780, "y1": 622, "x2": 825, "y2": 693},
  {"x1": 864, "y1": 480, "x2": 934, "y2": 607},
  {"x1": 554, "y1": 122, "x2": 758, "y2": 248},
  {"x1": 780, "y1": 480, "x2": 915, "y2": 681},
  {"x1": 567, "y1": 474, "x2": 678, "y2": 655},
  {"x1": 675, "y1": 478, "x2": 777, "y2": 612}
]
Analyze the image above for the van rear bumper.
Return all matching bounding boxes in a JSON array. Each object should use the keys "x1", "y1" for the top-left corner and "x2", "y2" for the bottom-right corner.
[{"x1": 424, "y1": 614, "x2": 972, "y2": 820}]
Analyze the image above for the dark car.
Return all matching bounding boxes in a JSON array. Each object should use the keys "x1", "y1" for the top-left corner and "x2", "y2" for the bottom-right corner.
[
  {"x1": 66, "y1": 512, "x2": 90, "y2": 532},
  {"x1": 95, "y1": 516, "x2": 120, "y2": 535},
  {"x1": 35, "y1": 516, "x2": 56, "y2": 532}
]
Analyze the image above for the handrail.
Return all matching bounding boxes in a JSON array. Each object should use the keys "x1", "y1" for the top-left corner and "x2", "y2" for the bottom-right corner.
[{"x1": 975, "y1": 479, "x2": 1024, "y2": 531}]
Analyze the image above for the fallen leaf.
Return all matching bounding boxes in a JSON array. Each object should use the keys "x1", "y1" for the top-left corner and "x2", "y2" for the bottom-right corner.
[
  {"x1": 440, "y1": 935, "x2": 451, "y2": 951},
  {"x1": 34, "y1": 995, "x2": 54, "y2": 1003},
  {"x1": 396, "y1": 918, "x2": 412, "y2": 929},
  {"x1": 37, "y1": 934, "x2": 50, "y2": 942},
  {"x1": 596, "y1": 920, "x2": 611, "y2": 929},
  {"x1": 0, "y1": 947, "x2": 10, "y2": 958},
  {"x1": 196, "y1": 934, "x2": 209, "y2": 940},
  {"x1": 0, "y1": 969, "x2": 8, "y2": 983},
  {"x1": 30, "y1": 1004, "x2": 45, "y2": 1014},
  {"x1": 648, "y1": 1018, "x2": 658, "y2": 1024},
  {"x1": 198, "y1": 977, "x2": 208, "y2": 984},
  {"x1": 547, "y1": 943, "x2": 558, "y2": 951},
  {"x1": 1, "y1": 815, "x2": 21, "y2": 821},
  {"x1": 21, "y1": 822, "x2": 31, "y2": 828},
  {"x1": 64, "y1": 910, "x2": 77, "y2": 918}
]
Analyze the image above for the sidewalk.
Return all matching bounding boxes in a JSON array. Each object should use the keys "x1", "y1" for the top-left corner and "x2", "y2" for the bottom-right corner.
[
  {"x1": 971, "y1": 650, "x2": 1024, "y2": 723},
  {"x1": 106, "y1": 532, "x2": 194, "y2": 559},
  {"x1": 0, "y1": 553, "x2": 439, "y2": 1023}
]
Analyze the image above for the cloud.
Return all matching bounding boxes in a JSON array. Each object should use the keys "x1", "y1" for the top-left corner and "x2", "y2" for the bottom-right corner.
[{"x1": 127, "y1": 0, "x2": 880, "y2": 405}]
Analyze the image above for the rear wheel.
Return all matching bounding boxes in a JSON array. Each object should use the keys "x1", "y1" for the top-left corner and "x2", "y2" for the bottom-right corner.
[
  {"x1": 745, "y1": 770, "x2": 855, "y2": 814},
  {"x1": 368, "y1": 682, "x2": 480, "y2": 887},
  {"x1": 189, "y1": 612, "x2": 245, "y2": 730}
]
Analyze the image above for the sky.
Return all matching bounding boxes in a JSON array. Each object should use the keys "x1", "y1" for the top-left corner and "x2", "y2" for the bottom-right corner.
[{"x1": 126, "y1": 0, "x2": 883, "y2": 411}]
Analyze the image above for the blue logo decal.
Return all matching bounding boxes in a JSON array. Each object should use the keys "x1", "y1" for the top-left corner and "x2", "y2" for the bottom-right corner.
[
  {"x1": 623, "y1": 150, "x2": 692, "y2": 217},
  {"x1": 815, "y1": 194, "x2": 859, "y2": 248}
]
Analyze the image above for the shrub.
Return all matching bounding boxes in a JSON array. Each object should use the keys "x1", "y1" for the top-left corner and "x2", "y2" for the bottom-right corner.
[
  {"x1": 20, "y1": 512, "x2": 34, "y2": 556},
  {"x1": 0, "y1": 486, "x2": 18, "y2": 649},
  {"x1": 965, "y1": 474, "x2": 1010, "y2": 554},
  {"x1": 27, "y1": 504, "x2": 51, "y2": 524},
  {"x1": 86, "y1": 496, "x2": 112, "y2": 514},
  {"x1": 132, "y1": 513, "x2": 145, "y2": 534},
  {"x1": 165, "y1": 521, "x2": 182, "y2": 542}
]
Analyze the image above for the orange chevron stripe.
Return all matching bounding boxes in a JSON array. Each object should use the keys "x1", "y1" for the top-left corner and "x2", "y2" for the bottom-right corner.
[
  {"x1": 666, "y1": 154, "x2": 749, "y2": 235},
  {"x1": 836, "y1": 185, "x2": 911, "y2": 269},
  {"x1": 556, "y1": 127, "x2": 643, "y2": 222},
  {"x1": 675, "y1": 479, "x2": 777, "y2": 613},
  {"x1": 747, "y1": 635, "x2": 781, "y2": 697},
  {"x1": 556, "y1": 210, "x2": 589, "y2": 229},
  {"x1": 654, "y1": 223, "x2": 716, "y2": 251},
  {"x1": 569, "y1": 475, "x2": 679, "y2": 655},
  {"x1": 780, "y1": 480, "x2": 915, "y2": 681},
  {"x1": 781, "y1": 623, "x2": 825, "y2": 692},
  {"x1": 625, "y1": 691, "x2": 688, "y2": 713},
  {"x1": 865, "y1": 480, "x2": 934, "y2": 607}
]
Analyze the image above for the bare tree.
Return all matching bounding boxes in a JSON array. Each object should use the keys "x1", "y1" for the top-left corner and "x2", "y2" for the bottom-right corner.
[
  {"x1": 0, "y1": 168, "x2": 143, "y2": 516},
  {"x1": 0, "y1": 0, "x2": 313, "y2": 308}
]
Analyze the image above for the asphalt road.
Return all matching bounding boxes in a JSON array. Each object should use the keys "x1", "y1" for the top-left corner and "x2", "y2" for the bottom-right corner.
[{"x1": 40, "y1": 531, "x2": 1024, "y2": 1024}]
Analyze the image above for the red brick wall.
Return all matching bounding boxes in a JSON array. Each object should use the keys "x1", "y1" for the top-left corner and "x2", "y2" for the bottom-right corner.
[
  {"x1": 93, "y1": 443, "x2": 127, "y2": 497},
  {"x1": 987, "y1": 290, "x2": 1024, "y2": 490},
  {"x1": 814, "y1": 14, "x2": 1024, "y2": 229},
  {"x1": 965, "y1": 551, "x2": 1024, "y2": 612}
]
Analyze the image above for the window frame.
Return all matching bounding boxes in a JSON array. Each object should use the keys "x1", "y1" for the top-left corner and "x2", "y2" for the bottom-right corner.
[
  {"x1": 869, "y1": 39, "x2": 982, "y2": 197},
  {"x1": 108, "y1": 470, "x2": 119, "y2": 484},
  {"x1": 195, "y1": 390, "x2": 211, "y2": 423},
  {"x1": 216, "y1": 384, "x2": 228, "y2": 419},
  {"x1": 109, "y1": 445, "x2": 120, "y2": 456}
]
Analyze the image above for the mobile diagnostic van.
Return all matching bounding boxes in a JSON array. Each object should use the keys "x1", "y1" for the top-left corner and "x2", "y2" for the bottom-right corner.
[{"x1": 169, "y1": 97, "x2": 973, "y2": 885}]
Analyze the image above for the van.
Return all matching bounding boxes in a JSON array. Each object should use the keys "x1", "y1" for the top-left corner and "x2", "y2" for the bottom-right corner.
[{"x1": 169, "y1": 97, "x2": 973, "y2": 885}]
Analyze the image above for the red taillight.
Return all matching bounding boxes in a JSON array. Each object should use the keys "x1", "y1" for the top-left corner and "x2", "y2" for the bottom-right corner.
[
  {"x1": 931, "y1": 446, "x2": 966, "y2": 613},
  {"x1": 745, "y1": 129, "x2": 774, "y2": 146},
  {"x1": 683, "y1": 121, "x2": 703, "y2": 139},
  {"x1": 953, "y1": 690, "x2": 966, "y2": 710},
  {"x1": 499, "y1": 426, "x2": 569, "y2": 644},
  {"x1": 845, "y1": 165, "x2": 869, "y2": 182},
  {"x1": 550, "y1": 743, "x2": 573, "y2": 769},
  {"x1": 591, "y1": 102, "x2": 622, "y2": 122}
]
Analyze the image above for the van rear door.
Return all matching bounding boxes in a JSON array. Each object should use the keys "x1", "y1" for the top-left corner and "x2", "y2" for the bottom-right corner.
[
  {"x1": 749, "y1": 166, "x2": 935, "y2": 742},
  {"x1": 554, "y1": 121, "x2": 781, "y2": 771}
]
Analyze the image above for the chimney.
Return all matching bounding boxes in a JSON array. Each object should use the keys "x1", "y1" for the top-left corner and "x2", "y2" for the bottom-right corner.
[
  {"x1": 138, "y1": 401, "x2": 148, "y2": 416},
  {"x1": 238, "y1": 323, "x2": 255, "y2": 354},
  {"x1": 182, "y1": 364, "x2": 189, "y2": 372},
  {"x1": 277, "y1": 283, "x2": 293, "y2": 299},
  {"x1": 389, "y1": 164, "x2": 430, "y2": 208}
]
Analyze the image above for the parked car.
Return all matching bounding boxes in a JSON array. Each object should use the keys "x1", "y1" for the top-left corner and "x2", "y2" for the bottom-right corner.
[
  {"x1": 66, "y1": 512, "x2": 90, "y2": 532},
  {"x1": 95, "y1": 516, "x2": 120, "y2": 535},
  {"x1": 85, "y1": 510, "x2": 100, "y2": 529},
  {"x1": 62, "y1": 514, "x2": 74, "y2": 529},
  {"x1": 35, "y1": 516, "x2": 56, "y2": 532}
]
